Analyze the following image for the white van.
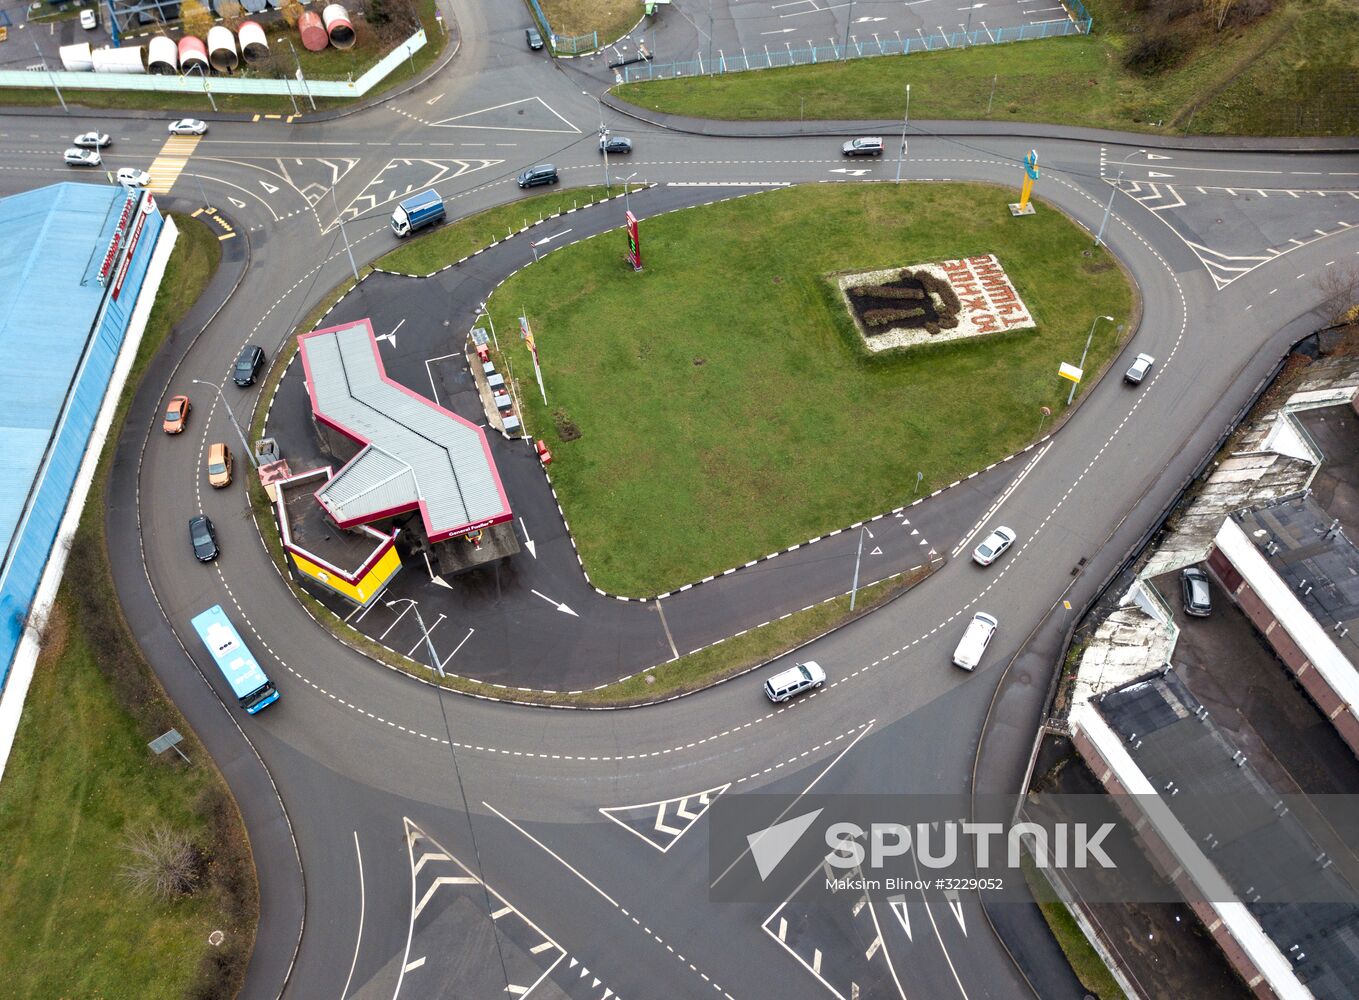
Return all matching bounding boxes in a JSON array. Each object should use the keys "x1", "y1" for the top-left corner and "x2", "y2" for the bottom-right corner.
[
  {"x1": 952, "y1": 613, "x2": 997, "y2": 671},
  {"x1": 764, "y1": 660, "x2": 826, "y2": 703}
]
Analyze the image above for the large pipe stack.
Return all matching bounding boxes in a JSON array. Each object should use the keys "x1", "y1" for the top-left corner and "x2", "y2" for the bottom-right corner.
[
  {"x1": 147, "y1": 35, "x2": 179, "y2": 74},
  {"x1": 207, "y1": 25, "x2": 239, "y2": 72},
  {"x1": 92, "y1": 45, "x2": 147, "y2": 73},
  {"x1": 298, "y1": 10, "x2": 328, "y2": 51},
  {"x1": 322, "y1": 4, "x2": 354, "y2": 49},
  {"x1": 178, "y1": 35, "x2": 210, "y2": 74},
  {"x1": 59, "y1": 42, "x2": 94, "y2": 72}
]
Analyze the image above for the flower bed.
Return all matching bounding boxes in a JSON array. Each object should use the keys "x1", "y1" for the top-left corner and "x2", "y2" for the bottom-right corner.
[{"x1": 836, "y1": 253, "x2": 1035, "y2": 352}]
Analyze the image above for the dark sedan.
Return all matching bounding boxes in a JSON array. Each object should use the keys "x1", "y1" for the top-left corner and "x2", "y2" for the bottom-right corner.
[
  {"x1": 599, "y1": 135, "x2": 633, "y2": 155},
  {"x1": 189, "y1": 515, "x2": 219, "y2": 562},
  {"x1": 234, "y1": 344, "x2": 265, "y2": 387}
]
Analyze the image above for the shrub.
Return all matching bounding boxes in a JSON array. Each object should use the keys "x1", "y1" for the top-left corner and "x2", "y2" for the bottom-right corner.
[
  {"x1": 863, "y1": 306, "x2": 927, "y2": 327},
  {"x1": 119, "y1": 823, "x2": 202, "y2": 899},
  {"x1": 217, "y1": 0, "x2": 243, "y2": 30},
  {"x1": 180, "y1": 0, "x2": 212, "y2": 38},
  {"x1": 280, "y1": 0, "x2": 303, "y2": 27},
  {"x1": 1122, "y1": 32, "x2": 1187, "y2": 75}
]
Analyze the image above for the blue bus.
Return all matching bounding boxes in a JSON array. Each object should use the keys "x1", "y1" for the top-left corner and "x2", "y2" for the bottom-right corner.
[{"x1": 189, "y1": 605, "x2": 280, "y2": 714}]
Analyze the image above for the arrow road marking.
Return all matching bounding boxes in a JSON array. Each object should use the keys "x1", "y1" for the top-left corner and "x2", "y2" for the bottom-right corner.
[
  {"x1": 888, "y1": 895, "x2": 912, "y2": 940},
  {"x1": 1147, "y1": 171, "x2": 1174, "y2": 178},
  {"x1": 1145, "y1": 152, "x2": 1172, "y2": 160},
  {"x1": 531, "y1": 589, "x2": 578, "y2": 616},
  {"x1": 943, "y1": 888, "x2": 968, "y2": 934},
  {"x1": 830, "y1": 168, "x2": 871, "y2": 176},
  {"x1": 518, "y1": 517, "x2": 537, "y2": 558},
  {"x1": 375, "y1": 332, "x2": 397, "y2": 348},
  {"x1": 532, "y1": 228, "x2": 572, "y2": 248}
]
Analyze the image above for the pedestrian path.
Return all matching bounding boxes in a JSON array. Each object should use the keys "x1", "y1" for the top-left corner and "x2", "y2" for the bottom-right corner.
[{"x1": 146, "y1": 134, "x2": 200, "y2": 194}]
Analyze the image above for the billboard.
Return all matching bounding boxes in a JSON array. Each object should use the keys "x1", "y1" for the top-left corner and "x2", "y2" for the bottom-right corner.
[{"x1": 625, "y1": 210, "x2": 641, "y2": 272}]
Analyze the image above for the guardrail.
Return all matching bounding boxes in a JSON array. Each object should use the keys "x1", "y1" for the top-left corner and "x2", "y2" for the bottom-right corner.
[
  {"x1": 622, "y1": 15, "x2": 1092, "y2": 83},
  {"x1": 0, "y1": 27, "x2": 425, "y2": 98}
]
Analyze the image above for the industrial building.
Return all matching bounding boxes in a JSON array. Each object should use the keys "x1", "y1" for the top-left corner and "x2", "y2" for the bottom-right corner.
[{"x1": 0, "y1": 181, "x2": 176, "y2": 770}]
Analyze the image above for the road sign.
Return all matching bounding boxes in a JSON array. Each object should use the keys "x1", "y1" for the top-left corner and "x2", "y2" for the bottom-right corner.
[
  {"x1": 149, "y1": 729, "x2": 190, "y2": 763},
  {"x1": 1058, "y1": 362, "x2": 1083, "y2": 384},
  {"x1": 625, "y1": 210, "x2": 642, "y2": 271}
]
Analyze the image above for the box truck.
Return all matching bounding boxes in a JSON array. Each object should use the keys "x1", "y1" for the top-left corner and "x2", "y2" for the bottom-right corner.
[{"x1": 391, "y1": 189, "x2": 446, "y2": 237}]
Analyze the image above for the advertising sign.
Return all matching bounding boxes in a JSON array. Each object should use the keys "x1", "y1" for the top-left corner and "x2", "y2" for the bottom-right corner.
[
  {"x1": 625, "y1": 210, "x2": 641, "y2": 272},
  {"x1": 97, "y1": 192, "x2": 139, "y2": 286},
  {"x1": 520, "y1": 314, "x2": 547, "y2": 405}
]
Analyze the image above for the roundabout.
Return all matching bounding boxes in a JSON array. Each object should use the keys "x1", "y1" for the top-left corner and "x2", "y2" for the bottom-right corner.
[{"x1": 1, "y1": 2, "x2": 1357, "y2": 997}]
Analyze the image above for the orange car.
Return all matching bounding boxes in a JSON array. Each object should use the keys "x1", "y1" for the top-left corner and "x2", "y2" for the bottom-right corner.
[{"x1": 163, "y1": 394, "x2": 190, "y2": 434}]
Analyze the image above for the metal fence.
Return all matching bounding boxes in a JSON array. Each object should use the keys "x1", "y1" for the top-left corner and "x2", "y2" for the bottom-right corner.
[
  {"x1": 621, "y1": 15, "x2": 1092, "y2": 83},
  {"x1": 525, "y1": 0, "x2": 600, "y2": 55}
]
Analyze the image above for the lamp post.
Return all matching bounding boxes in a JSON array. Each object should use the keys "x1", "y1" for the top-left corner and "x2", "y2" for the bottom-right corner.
[
  {"x1": 191, "y1": 380, "x2": 258, "y2": 468},
  {"x1": 387, "y1": 598, "x2": 444, "y2": 677},
  {"x1": 849, "y1": 524, "x2": 870, "y2": 611},
  {"x1": 841, "y1": 0, "x2": 854, "y2": 58},
  {"x1": 287, "y1": 38, "x2": 316, "y2": 111},
  {"x1": 584, "y1": 90, "x2": 611, "y2": 194},
  {"x1": 330, "y1": 183, "x2": 360, "y2": 283},
  {"x1": 1095, "y1": 171, "x2": 1124, "y2": 248},
  {"x1": 1068, "y1": 315, "x2": 1114, "y2": 406},
  {"x1": 623, "y1": 171, "x2": 638, "y2": 216},
  {"x1": 33, "y1": 39, "x2": 68, "y2": 114},
  {"x1": 895, "y1": 84, "x2": 911, "y2": 184},
  {"x1": 964, "y1": 2, "x2": 984, "y2": 44}
]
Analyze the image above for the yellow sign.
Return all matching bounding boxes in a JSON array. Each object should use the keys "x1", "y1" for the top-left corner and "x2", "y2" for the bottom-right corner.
[{"x1": 1058, "y1": 362, "x2": 1083, "y2": 384}]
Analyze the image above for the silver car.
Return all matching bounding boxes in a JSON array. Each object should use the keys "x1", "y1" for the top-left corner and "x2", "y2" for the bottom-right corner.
[
  {"x1": 1125, "y1": 353, "x2": 1155, "y2": 385},
  {"x1": 74, "y1": 131, "x2": 111, "y2": 148},
  {"x1": 972, "y1": 526, "x2": 1017, "y2": 566},
  {"x1": 64, "y1": 147, "x2": 101, "y2": 167},
  {"x1": 168, "y1": 118, "x2": 208, "y2": 136}
]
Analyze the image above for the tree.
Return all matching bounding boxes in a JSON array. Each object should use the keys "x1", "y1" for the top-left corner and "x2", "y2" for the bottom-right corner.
[
  {"x1": 280, "y1": 0, "x2": 304, "y2": 28},
  {"x1": 1314, "y1": 263, "x2": 1359, "y2": 329},
  {"x1": 119, "y1": 823, "x2": 201, "y2": 900},
  {"x1": 217, "y1": 0, "x2": 244, "y2": 31},
  {"x1": 179, "y1": 0, "x2": 212, "y2": 38}
]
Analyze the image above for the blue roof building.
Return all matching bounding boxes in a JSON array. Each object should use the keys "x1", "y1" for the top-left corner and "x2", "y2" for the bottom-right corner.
[{"x1": 0, "y1": 182, "x2": 169, "y2": 693}]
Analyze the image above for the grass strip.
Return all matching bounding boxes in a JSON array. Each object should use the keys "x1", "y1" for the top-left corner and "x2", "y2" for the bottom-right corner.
[
  {"x1": 0, "y1": 215, "x2": 258, "y2": 1000},
  {"x1": 538, "y1": 0, "x2": 643, "y2": 46},
  {"x1": 614, "y1": 0, "x2": 1358, "y2": 137},
  {"x1": 377, "y1": 184, "x2": 641, "y2": 276},
  {"x1": 1021, "y1": 852, "x2": 1125, "y2": 1000}
]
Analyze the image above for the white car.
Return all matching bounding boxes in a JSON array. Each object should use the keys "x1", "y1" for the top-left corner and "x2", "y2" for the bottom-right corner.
[
  {"x1": 79, "y1": 7, "x2": 97, "y2": 29},
  {"x1": 168, "y1": 118, "x2": 208, "y2": 136},
  {"x1": 952, "y1": 612, "x2": 998, "y2": 671},
  {"x1": 972, "y1": 525, "x2": 1017, "y2": 567},
  {"x1": 763, "y1": 660, "x2": 826, "y2": 703},
  {"x1": 74, "y1": 131, "x2": 110, "y2": 149},
  {"x1": 116, "y1": 167, "x2": 152, "y2": 189},
  {"x1": 64, "y1": 147, "x2": 101, "y2": 167},
  {"x1": 1125, "y1": 353, "x2": 1155, "y2": 385}
]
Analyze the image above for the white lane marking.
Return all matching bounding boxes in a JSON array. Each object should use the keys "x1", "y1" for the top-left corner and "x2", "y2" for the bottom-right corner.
[
  {"x1": 340, "y1": 831, "x2": 366, "y2": 1000},
  {"x1": 914, "y1": 855, "x2": 970, "y2": 999},
  {"x1": 951, "y1": 441, "x2": 1052, "y2": 558}
]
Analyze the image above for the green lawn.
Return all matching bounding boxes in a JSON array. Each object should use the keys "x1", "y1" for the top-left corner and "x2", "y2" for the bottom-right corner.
[
  {"x1": 1022, "y1": 853, "x2": 1125, "y2": 1000},
  {"x1": 615, "y1": 0, "x2": 1358, "y2": 136},
  {"x1": 0, "y1": 215, "x2": 256, "y2": 1000},
  {"x1": 488, "y1": 183, "x2": 1132, "y2": 596},
  {"x1": 378, "y1": 184, "x2": 643, "y2": 276},
  {"x1": 538, "y1": 0, "x2": 643, "y2": 45}
]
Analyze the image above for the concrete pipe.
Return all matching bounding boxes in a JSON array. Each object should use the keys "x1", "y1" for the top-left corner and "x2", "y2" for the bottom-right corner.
[{"x1": 322, "y1": 3, "x2": 354, "y2": 49}]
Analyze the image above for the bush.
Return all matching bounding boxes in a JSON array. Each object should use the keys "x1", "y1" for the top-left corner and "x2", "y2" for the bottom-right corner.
[
  {"x1": 119, "y1": 823, "x2": 202, "y2": 899},
  {"x1": 180, "y1": 0, "x2": 212, "y2": 38},
  {"x1": 217, "y1": 0, "x2": 243, "y2": 30},
  {"x1": 280, "y1": 0, "x2": 303, "y2": 27},
  {"x1": 1122, "y1": 32, "x2": 1188, "y2": 75},
  {"x1": 863, "y1": 306, "x2": 927, "y2": 327}
]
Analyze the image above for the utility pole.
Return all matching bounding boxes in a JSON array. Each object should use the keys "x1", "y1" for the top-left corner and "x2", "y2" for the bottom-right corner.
[
  {"x1": 707, "y1": 0, "x2": 714, "y2": 73},
  {"x1": 388, "y1": 599, "x2": 445, "y2": 677},
  {"x1": 191, "y1": 380, "x2": 258, "y2": 467},
  {"x1": 849, "y1": 525, "x2": 869, "y2": 611},
  {"x1": 192, "y1": 61, "x2": 218, "y2": 113},
  {"x1": 1068, "y1": 315, "x2": 1114, "y2": 406},
  {"x1": 895, "y1": 84, "x2": 910, "y2": 183},
  {"x1": 33, "y1": 40, "x2": 68, "y2": 114},
  {"x1": 331, "y1": 184, "x2": 360, "y2": 283},
  {"x1": 1095, "y1": 172, "x2": 1123, "y2": 248},
  {"x1": 841, "y1": 0, "x2": 854, "y2": 59}
]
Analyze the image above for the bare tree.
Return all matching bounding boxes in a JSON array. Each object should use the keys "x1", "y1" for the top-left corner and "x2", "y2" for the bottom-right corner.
[
  {"x1": 179, "y1": 0, "x2": 213, "y2": 38},
  {"x1": 1202, "y1": 0, "x2": 1237, "y2": 29},
  {"x1": 119, "y1": 823, "x2": 200, "y2": 900},
  {"x1": 1314, "y1": 263, "x2": 1359, "y2": 328}
]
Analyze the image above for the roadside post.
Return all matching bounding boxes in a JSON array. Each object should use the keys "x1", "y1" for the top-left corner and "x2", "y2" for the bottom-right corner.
[
  {"x1": 149, "y1": 729, "x2": 190, "y2": 764},
  {"x1": 1009, "y1": 149, "x2": 1039, "y2": 217}
]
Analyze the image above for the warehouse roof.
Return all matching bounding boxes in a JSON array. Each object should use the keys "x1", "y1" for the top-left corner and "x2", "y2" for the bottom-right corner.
[
  {"x1": 297, "y1": 319, "x2": 512, "y2": 541},
  {"x1": 0, "y1": 183, "x2": 130, "y2": 564}
]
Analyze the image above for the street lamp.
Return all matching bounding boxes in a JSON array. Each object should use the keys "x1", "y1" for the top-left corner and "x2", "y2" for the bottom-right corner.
[
  {"x1": 1067, "y1": 315, "x2": 1114, "y2": 406},
  {"x1": 583, "y1": 90, "x2": 611, "y2": 195},
  {"x1": 841, "y1": 0, "x2": 855, "y2": 58},
  {"x1": 895, "y1": 84, "x2": 911, "y2": 184},
  {"x1": 623, "y1": 171, "x2": 638, "y2": 216},
  {"x1": 191, "y1": 380, "x2": 258, "y2": 468},
  {"x1": 330, "y1": 184, "x2": 360, "y2": 283},
  {"x1": 387, "y1": 598, "x2": 445, "y2": 677},
  {"x1": 963, "y1": 3, "x2": 984, "y2": 44},
  {"x1": 1095, "y1": 171, "x2": 1124, "y2": 248}
]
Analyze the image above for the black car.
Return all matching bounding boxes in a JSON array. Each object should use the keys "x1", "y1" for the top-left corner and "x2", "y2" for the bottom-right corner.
[
  {"x1": 599, "y1": 135, "x2": 633, "y2": 155},
  {"x1": 517, "y1": 164, "x2": 558, "y2": 188},
  {"x1": 1181, "y1": 566, "x2": 1212, "y2": 617},
  {"x1": 233, "y1": 344, "x2": 265, "y2": 387},
  {"x1": 526, "y1": 26, "x2": 544, "y2": 50},
  {"x1": 189, "y1": 515, "x2": 219, "y2": 562}
]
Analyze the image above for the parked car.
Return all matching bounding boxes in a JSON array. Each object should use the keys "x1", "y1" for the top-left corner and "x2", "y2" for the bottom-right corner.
[
  {"x1": 972, "y1": 526, "x2": 1017, "y2": 567},
  {"x1": 525, "y1": 26, "x2": 544, "y2": 50},
  {"x1": 74, "y1": 131, "x2": 110, "y2": 149},
  {"x1": 189, "y1": 515, "x2": 219, "y2": 562},
  {"x1": 1125, "y1": 353, "x2": 1155, "y2": 385},
  {"x1": 80, "y1": 7, "x2": 97, "y2": 29},
  {"x1": 64, "y1": 147, "x2": 101, "y2": 167},
  {"x1": 517, "y1": 164, "x2": 558, "y2": 188},
  {"x1": 842, "y1": 136, "x2": 884, "y2": 156},
  {"x1": 162, "y1": 394, "x2": 191, "y2": 434},
  {"x1": 952, "y1": 612, "x2": 998, "y2": 671},
  {"x1": 599, "y1": 135, "x2": 633, "y2": 155},
  {"x1": 763, "y1": 660, "x2": 826, "y2": 703},
  {"x1": 1181, "y1": 567, "x2": 1212, "y2": 617},
  {"x1": 116, "y1": 167, "x2": 151, "y2": 189},
  {"x1": 207, "y1": 442, "x2": 234, "y2": 488},
  {"x1": 233, "y1": 344, "x2": 266, "y2": 387},
  {"x1": 168, "y1": 118, "x2": 208, "y2": 136}
]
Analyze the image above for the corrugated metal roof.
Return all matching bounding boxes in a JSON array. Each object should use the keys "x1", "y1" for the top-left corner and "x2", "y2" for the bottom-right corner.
[
  {"x1": 301, "y1": 320, "x2": 511, "y2": 539},
  {"x1": 0, "y1": 182, "x2": 127, "y2": 562}
]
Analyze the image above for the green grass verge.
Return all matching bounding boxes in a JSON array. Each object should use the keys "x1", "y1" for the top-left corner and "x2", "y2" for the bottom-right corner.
[
  {"x1": 1021, "y1": 853, "x2": 1125, "y2": 1000},
  {"x1": 377, "y1": 184, "x2": 643, "y2": 276},
  {"x1": 538, "y1": 0, "x2": 643, "y2": 46},
  {"x1": 0, "y1": 0, "x2": 446, "y2": 114},
  {"x1": 614, "y1": 0, "x2": 1358, "y2": 136},
  {"x1": 487, "y1": 182, "x2": 1132, "y2": 596},
  {"x1": 0, "y1": 215, "x2": 257, "y2": 1000}
]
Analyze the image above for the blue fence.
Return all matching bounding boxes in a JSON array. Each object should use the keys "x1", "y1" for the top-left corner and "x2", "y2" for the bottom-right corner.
[
  {"x1": 525, "y1": 0, "x2": 600, "y2": 55},
  {"x1": 621, "y1": 15, "x2": 1092, "y2": 83}
]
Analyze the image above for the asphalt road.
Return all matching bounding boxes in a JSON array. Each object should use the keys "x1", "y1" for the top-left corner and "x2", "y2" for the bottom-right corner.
[{"x1": 4, "y1": 0, "x2": 1359, "y2": 997}]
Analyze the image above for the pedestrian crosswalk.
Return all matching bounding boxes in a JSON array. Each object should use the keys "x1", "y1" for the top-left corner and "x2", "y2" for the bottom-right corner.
[{"x1": 145, "y1": 134, "x2": 200, "y2": 194}]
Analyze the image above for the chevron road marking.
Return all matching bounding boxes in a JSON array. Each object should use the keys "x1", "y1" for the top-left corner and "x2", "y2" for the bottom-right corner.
[
  {"x1": 414, "y1": 875, "x2": 477, "y2": 918},
  {"x1": 600, "y1": 782, "x2": 731, "y2": 852}
]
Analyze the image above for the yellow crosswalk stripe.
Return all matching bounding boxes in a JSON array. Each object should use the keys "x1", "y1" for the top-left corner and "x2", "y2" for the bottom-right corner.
[{"x1": 145, "y1": 135, "x2": 201, "y2": 194}]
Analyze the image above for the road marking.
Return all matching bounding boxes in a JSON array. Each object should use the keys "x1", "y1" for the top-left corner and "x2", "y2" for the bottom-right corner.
[
  {"x1": 655, "y1": 599, "x2": 679, "y2": 660},
  {"x1": 951, "y1": 441, "x2": 1051, "y2": 557},
  {"x1": 402, "y1": 957, "x2": 425, "y2": 972},
  {"x1": 145, "y1": 134, "x2": 200, "y2": 193},
  {"x1": 530, "y1": 589, "x2": 579, "y2": 616},
  {"x1": 339, "y1": 831, "x2": 365, "y2": 1000}
]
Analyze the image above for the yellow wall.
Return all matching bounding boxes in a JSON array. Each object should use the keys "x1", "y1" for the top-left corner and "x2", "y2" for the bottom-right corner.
[{"x1": 289, "y1": 544, "x2": 401, "y2": 606}]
